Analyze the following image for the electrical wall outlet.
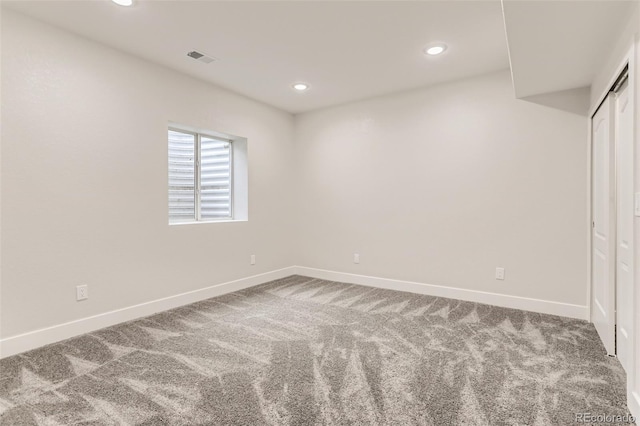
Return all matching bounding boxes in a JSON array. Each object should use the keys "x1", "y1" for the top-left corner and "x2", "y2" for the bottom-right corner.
[
  {"x1": 76, "y1": 285, "x2": 88, "y2": 301},
  {"x1": 495, "y1": 267, "x2": 505, "y2": 280},
  {"x1": 354, "y1": 253, "x2": 360, "y2": 264},
  {"x1": 250, "y1": 254, "x2": 256, "y2": 265}
]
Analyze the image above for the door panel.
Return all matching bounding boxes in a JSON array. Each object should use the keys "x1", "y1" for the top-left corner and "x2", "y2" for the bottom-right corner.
[
  {"x1": 615, "y1": 78, "x2": 633, "y2": 372},
  {"x1": 592, "y1": 93, "x2": 616, "y2": 356}
]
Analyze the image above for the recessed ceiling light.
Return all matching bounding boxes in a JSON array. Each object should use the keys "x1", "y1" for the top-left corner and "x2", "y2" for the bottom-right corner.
[
  {"x1": 293, "y1": 83, "x2": 309, "y2": 91},
  {"x1": 112, "y1": 0, "x2": 133, "y2": 6},
  {"x1": 425, "y1": 44, "x2": 447, "y2": 56}
]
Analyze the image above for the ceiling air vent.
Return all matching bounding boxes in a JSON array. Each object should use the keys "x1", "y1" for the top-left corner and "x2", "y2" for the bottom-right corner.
[{"x1": 187, "y1": 51, "x2": 216, "y2": 64}]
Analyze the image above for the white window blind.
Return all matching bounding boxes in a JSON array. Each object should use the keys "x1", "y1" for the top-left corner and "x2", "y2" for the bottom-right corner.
[
  {"x1": 200, "y1": 135, "x2": 232, "y2": 219},
  {"x1": 168, "y1": 129, "x2": 232, "y2": 223},
  {"x1": 168, "y1": 130, "x2": 196, "y2": 222}
]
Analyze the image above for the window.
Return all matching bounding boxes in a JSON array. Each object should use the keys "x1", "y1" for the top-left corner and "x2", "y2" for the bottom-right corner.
[{"x1": 168, "y1": 128, "x2": 233, "y2": 223}]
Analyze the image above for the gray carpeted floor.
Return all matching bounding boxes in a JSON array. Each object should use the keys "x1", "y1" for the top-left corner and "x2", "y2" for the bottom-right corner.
[{"x1": 0, "y1": 275, "x2": 634, "y2": 425}]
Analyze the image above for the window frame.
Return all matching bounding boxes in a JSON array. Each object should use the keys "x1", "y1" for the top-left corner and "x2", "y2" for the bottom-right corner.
[{"x1": 168, "y1": 127, "x2": 234, "y2": 224}]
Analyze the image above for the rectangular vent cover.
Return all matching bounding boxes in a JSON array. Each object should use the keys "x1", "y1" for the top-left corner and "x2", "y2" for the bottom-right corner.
[{"x1": 187, "y1": 51, "x2": 216, "y2": 64}]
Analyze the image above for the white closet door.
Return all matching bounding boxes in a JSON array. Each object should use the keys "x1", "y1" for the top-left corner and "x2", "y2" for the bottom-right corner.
[
  {"x1": 615, "y1": 77, "x2": 633, "y2": 371},
  {"x1": 592, "y1": 93, "x2": 616, "y2": 356}
]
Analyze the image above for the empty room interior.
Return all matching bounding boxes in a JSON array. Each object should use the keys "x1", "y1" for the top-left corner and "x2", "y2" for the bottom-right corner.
[{"x1": 2, "y1": 0, "x2": 640, "y2": 424}]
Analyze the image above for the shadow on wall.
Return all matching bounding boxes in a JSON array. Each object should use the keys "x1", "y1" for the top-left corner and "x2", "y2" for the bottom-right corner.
[{"x1": 521, "y1": 86, "x2": 591, "y2": 117}]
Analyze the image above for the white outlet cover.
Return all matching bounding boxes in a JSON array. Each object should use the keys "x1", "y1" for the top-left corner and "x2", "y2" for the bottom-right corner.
[
  {"x1": 76, "y1": 285, "x2": 88, "y2": 301},
  {"x1": 635, "y1": 193, "x2": 640, "y2": 216}
]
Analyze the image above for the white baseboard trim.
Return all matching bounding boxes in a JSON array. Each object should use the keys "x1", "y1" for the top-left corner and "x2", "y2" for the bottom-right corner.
[
  {"x1": 0, "y1": 265, "x2": 590, "y2": 359},
  {"x1": 0, "y1": 267, "x2": 296, "y2": 359},
  {"x1": 294, "y1": 266, "x2": 589, "y2": 321}
]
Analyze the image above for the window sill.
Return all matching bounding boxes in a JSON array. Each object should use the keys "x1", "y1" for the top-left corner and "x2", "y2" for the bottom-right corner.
[{"x1": 169, "y1": 219, "x2": 247, "y2": 226}]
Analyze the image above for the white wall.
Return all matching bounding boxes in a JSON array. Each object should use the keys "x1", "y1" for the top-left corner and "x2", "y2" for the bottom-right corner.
[
  {"x1": 590, "y1": 2, "x2": 639, "y2": 109},
  {"x1": 294, "y1": 70, "x2": 588, "y2": 307},
  {"x1": 0, "y1": 9, "x2": 591, "y2": 353},
  {"x1": 0, "y1": 10, "x2": 295, "y2": 339}
]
